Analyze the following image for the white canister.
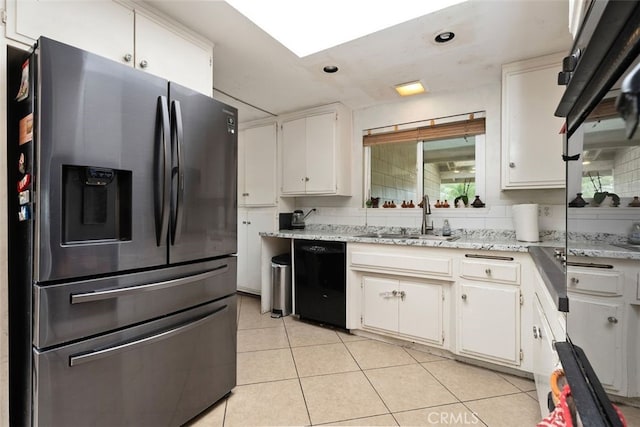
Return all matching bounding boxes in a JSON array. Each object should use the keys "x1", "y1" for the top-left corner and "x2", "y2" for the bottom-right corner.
[{"x1": 512, "y1": 204, "x2": 540, "y2": 242}]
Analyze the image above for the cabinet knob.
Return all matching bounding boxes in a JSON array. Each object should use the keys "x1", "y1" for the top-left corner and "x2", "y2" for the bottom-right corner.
[
  {"x1": 485, "y1": 268, "x2": 492, "y2": 276},
  {"x1": 247, "y1": 221, "x2": 251, "y2": 225},
  {"x1": 461, "y1": 294, "x2": 467, "y2": 300},
  {"x1": 305, "y1": 177, "x2": 310, "y2": 182},
  {"x1": 242, "y1": 192, "x2": 249, "y2": 196},
  {"x1": 570, "y1": 277, "x2": 579, "y2": 285},
  {"x1": 392, "y1": 290, "x2": 398, "y2": 297},
  {"x1": 123, "y1": 53, "x2": 132, "y2": 62},
  {"x1": 608, "y1": 316, "x2": 618, "y2": 324},
  {"x1": 399, "y1": 290, "x2": 406, "y2": 301},
  {"x1": 139, "y1": 59, "x2": 149, "y2": 69},
  {"x1": 509, "y1": 162, "x2": 515, "y2": 168},
  {"x1": 242, "y1": 221, "x2": 246, "y2": 224}
]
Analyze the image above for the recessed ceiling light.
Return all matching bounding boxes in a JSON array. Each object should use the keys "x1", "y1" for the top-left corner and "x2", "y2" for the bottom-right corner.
[
  {"x1": 226, "y1": 0, "x2": 467, "y2": 57},
  {"x1": 394, "y1": 81, "x2": 426, "y2": 97},
  {"x1": 323, "y1": 65, "x2": 339, "y2": 73},
  {"x1": 434, "y1": 31, "x2": 455, "y2": 43}
]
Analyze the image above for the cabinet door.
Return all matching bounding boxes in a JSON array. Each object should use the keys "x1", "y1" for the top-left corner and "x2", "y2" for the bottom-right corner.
[
  {"x1": 502, "y1": 57, "x2": 565, "y2": 189},
  {"x1": 237, "y1": 211, "x2": 249, "y2": 291},
  {"x1": 243, "y1": 124, "x2": 277, "y2": 206},
  {"x1": 6, "y1": 0, "x2": 134, "y2": 65},
  {"x1": 399, "y1": 281, "x2": 443, "y2": 345},
  {"x1": 135, "y1": 13, "x2": 212, "y2": 96},
  {"x1": 237, "y1": 211, "x2": 275, "y2": 295},
  {"x1": 532, "y1": 296, "x2": 560, "y2": 418},
  {"x1": 281, "y1": 118, "x2": 307, "y2": 194},
  {"x1": 305, "y1": 112, "x2": 336, "y2": 193},
  {"x1": 566, "y1": 296, "x2": 623, "y2": 392},
  {"x1": 237, "y1": 129, "x2": 247, "y2": 205},
  {"x1": 362, "y1": 276, "x2": 399, "y2": 333},
  {"x1": 459, "y1": 283, "x2": 521, "y2": 365}
]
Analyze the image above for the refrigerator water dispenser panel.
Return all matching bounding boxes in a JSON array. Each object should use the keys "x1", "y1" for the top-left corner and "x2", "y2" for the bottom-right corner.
[{"x1": 62, "y1": 165, "x2": 132, "y2": 243}]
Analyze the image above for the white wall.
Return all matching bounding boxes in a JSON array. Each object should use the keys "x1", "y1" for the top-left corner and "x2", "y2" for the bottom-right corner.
[{"x1": 0, "y1": 37, "x2": 13, "y2": 426}]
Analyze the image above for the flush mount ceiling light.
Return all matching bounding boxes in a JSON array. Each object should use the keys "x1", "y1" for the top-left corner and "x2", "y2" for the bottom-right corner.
[
  {"x1": 323, "y1": 65, "x2": 339, "y2": 73},
  {"x1": 226, "y1": 0, "x2": 467, "y2": 57},
  {"x1": 394, "y1": 81, "x2": 426, "y2": 97},
  {"x1": 434, "y1": 31, "x2": 456, "y2": 43}
]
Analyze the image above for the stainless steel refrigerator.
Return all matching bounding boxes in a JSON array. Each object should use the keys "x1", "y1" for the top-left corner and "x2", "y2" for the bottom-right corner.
[{"x1": 7, "y1": 37, "x2": 237, "y2": 426}]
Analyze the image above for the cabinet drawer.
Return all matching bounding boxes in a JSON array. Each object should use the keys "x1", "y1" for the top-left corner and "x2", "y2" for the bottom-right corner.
[
  {"x1": 567, "y1": 268, "x2": 623, "y2": 296},
  {"x1": 351, "y1": 251, "x2": 452, "y2": 278},
  {"x1": 460, "y1": 260, "x2": 520, "y2": 284}
]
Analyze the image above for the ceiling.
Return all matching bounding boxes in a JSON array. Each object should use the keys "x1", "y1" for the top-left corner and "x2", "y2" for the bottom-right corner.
[{"x1": 145, "y1": 0, "x2": 574, "y2": 123}]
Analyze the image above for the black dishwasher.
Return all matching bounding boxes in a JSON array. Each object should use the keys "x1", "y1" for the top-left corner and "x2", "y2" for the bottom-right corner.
[{"x1": 293, "y1": 240, "x2": 346, "y2": 328}]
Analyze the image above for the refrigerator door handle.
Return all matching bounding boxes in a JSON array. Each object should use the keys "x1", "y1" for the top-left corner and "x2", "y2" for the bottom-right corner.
[
  {"x1": 70, "y1": 265, "x2": 229, "y2": 304},
  {"x1": 157, "y1": 96, "x2": 171, "y2": 246},
  {"x1": 171, "y1": 100, "x2": 185, "y2": 245},
  {"x1": 68, "y1": 305, "x2": 228, "y2": 367}
]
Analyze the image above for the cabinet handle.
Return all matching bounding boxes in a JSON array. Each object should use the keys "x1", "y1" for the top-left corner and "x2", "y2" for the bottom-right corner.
[
  {"x1": 123, "y1": 53, "x2": 132, "y2": 62},
  {"x1": 532, "y1": 326, "x2": 540, "y2": 339},
  {"x1": 509, "y1": 162, "x2": 515, "y2": 168},
  {"x1": 570, "y1": 277, "x2": 579, "y2": 285},
  {"x1": 608, "y1": 316, "x2": 618, "y2": 324},
  {"x1": 485, "y1": 268, "x2": 492, "y2": 276},
  {"x1": 242, "y1": 192, "x2": 249, "y2": 196},
  {"x1": 399, "y1": 290, "x2": 406, "y2": 301},
  {"x1": 140, "y1": 59, "x2": 149, "y2": 69},
  {"x1": 242, "y1": 221, "x2": 246, "y2": 224},
  {"x1": 461, "y1": 294, "x2": 467, "y2": 300}
]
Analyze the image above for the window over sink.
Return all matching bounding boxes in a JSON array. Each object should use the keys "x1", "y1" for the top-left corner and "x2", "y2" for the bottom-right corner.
[{"x1": 363, "y1": 112, "x2": 485, "y2": 208}]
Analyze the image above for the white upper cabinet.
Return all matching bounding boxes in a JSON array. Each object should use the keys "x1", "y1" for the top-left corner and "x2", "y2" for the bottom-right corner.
[
  {"x1": 238, "y1": 123, "x2": 277, "y2": 207},
  {"x1": 5, "y1": 0, "x2": 134, "y2": 61},
  {"x1": 4, "y1": 1, "x2": 213, "y2": 95},
  {"x1": 280, "y1": 103, "x2": 351, "y2": 196},
  {"x1": 134, "y1": 12, "x2": 212, "y2": 95},
  {"x1": 501, "y1": 53, "x2": 566, "y2": 189}
]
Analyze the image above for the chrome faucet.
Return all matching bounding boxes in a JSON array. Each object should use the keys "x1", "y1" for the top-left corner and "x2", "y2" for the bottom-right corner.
[{"x1": 421, "y1": 195, "x2": 433, "y2": 234}]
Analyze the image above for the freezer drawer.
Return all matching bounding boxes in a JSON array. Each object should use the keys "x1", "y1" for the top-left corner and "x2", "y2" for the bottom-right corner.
[
  {"x1": 34, "y1": 257, "x2": 236, "y2": 348},
  {"x1": 33, "y1": 295, "x2": 236, "y2": 427}
]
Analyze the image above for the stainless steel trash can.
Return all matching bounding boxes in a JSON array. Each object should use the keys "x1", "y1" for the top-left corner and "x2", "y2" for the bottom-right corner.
[{"x1": 271, "y1": 254, "x2": 292, "y2": 318}]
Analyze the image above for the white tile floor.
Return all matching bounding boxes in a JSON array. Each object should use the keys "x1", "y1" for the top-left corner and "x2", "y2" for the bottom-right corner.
[{"x1": 186, "y1": 294, "x2": 640, "y2": 426}]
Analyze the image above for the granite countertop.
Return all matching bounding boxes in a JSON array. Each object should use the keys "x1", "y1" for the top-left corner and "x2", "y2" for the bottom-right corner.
[{"x1": 260, "y1": 226, "x2": 640, "y2": 260}]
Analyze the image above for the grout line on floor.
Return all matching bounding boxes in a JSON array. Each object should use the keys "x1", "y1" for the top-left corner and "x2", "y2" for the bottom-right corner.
[{"x1": 283, "y1": 321, "x2": 313, "y2": 426}]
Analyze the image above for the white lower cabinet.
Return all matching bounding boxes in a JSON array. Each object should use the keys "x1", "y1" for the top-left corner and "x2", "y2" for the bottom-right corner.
[
  {"x1": 458, "y1": 282, "x2": 521, "y2": 365},
  {"x1": 237, "y1": 209, "x2": 275, "y2": 295},
  {"x1": 532, "y1": 295, "x2": 560, "y2": 417},
  {"x1": 566, "y1": 295, "x2": 624, "y2": 393},
  {"x1": 362, "y1": 276, "x2": 443, "y2": 346}
]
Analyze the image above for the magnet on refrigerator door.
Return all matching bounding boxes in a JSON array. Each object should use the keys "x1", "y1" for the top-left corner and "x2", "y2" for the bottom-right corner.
[
  {"x1": 17, "y1": 174, "x2": 30, "y2": 192},
  {"x1": 18, "y1": 153, "x2": 26, "y2": 174},
  {"x1": 18, "y1": 205, "x2": 30, "y2": 222},
  {"x1": 18, "y1": 190, "x2": 30, "y2": 205}
]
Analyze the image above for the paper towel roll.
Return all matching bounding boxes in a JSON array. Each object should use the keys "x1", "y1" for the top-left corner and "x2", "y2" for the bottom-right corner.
[{"x1": 512, "y1": 204, "x2": 539, "y2": 242}]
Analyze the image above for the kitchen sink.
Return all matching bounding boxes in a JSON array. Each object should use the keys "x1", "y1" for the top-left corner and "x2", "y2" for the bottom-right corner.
[{"x1": 354, "y1": 233, "x2": 459, "y2": 241}]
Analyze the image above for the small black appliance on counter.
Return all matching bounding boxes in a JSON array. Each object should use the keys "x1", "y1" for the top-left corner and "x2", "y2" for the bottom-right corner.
[{"x1": 279, "y1": 212, "x2": 293, "y2": 230}]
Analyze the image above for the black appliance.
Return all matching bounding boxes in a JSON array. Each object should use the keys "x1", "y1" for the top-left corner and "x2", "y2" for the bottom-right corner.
[
  {"x1": 293, "y1": 240, "x2": 346, "y2": 328},
  {"x1": 7, "y1": 37, "x2": 237, "y2": 426},
  {"x1": 279, "y1": 211, "x2": 293, "y2": 230},
  {"x1": 554, "y1": 1, "x2": 640, "y2": 425}
]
